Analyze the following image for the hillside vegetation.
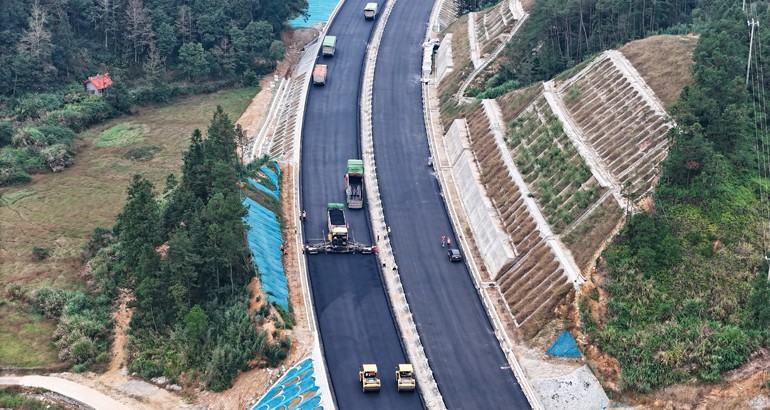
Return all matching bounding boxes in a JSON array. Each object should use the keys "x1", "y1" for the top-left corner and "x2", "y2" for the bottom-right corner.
[
  {"x1": 0, "y1": 0, "x2": 307, "y2": 185},
  {"x1": 474, "y1": 0, "x2": 698, "y2": 98},
  {"x1": 581, "y1": 2, "x2": 770, "y2": 393}
]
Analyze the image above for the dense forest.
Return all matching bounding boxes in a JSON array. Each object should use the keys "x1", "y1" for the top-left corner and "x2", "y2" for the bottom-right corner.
[
  {"x1": 0, "y1": 0, "x2": 307, "y2": 186},
  {"x1": 579, "y1": 1, "x2": 770, "y2": 393}
]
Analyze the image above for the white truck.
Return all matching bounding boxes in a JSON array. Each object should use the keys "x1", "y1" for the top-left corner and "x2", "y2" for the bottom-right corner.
[{"x1": 364, "y1": 2, "x2": 378, "y2": 19}]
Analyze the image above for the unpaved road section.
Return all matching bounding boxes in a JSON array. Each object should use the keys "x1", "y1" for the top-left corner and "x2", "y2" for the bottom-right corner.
[{"x1": 0, "y1": 375, "x2": 133, "y2": 410}]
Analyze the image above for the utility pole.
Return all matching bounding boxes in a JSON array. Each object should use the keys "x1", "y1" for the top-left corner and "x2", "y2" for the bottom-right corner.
[{"x1": 747, "y1": 19, "x2": 759, "y2": 87}]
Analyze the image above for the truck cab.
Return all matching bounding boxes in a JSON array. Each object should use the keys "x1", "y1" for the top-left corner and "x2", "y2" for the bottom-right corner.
[
  {"x1": 396, "y1": 364, "x2": 416, "y2": 391},
  {"x1": 359, "y1": 364, "x2": 381, "y2": 392},
  {"x1": 322, "y1": 36, "x2": 337, "y2": 57},
  {"x1": 364, "y1": 2, "x2": 378, "y2": 19}
]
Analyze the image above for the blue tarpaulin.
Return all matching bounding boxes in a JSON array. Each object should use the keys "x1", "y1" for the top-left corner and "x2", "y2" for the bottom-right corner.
[
  {"x1": 547, "y1": 331, "x2": 582, "y2": 358},
  {"x1": 252, "y1": 358, "x2": 322, "y2": 410},
  {"x1": 243, "y1": 162, "x2": 289, "y2": 311}
]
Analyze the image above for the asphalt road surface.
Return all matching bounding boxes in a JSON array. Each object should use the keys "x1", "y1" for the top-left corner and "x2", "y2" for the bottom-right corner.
[
  {"x1": 371, "y1": 0, "x2": 532, "y2": 408},
  {"x1": 299, "y1": 0, "x2": 422, "y2": 408}
]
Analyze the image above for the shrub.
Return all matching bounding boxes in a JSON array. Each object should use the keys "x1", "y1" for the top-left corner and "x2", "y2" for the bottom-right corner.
[
  {"x1": 32, "y1": 246, "x2": 51, "y2": 260},
  {"x1": 0, "y1": 122, "x2": 12, "y2": 147},
  {"x1": 124, "y1": 145, "x2": 161, "y2": 161},
  {"x1": 36, "y1": 287, "x2": 69, "y2": 319},
  {"x1": 41, "y1": 144, "x2": 73, "y2": 172},
  {"x1": 81, "y1": 227, "x2": 117, "y2": 262},
  {"x1": 0, "y1": 168, "x2": 32, "y2": 185},
  {"x1": 264, "y1": 343, "x2": 286, "y2": 367},
  {"x1": 37, "y1": 287, "x2": 113, "y2": 367}
]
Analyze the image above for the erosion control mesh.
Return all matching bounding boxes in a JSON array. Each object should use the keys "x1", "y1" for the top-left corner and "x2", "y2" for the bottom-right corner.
[{"x1": 243, "y1": 162, "x2": 289, "y2": 310}]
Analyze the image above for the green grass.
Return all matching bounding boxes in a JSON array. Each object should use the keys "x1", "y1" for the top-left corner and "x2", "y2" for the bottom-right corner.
[
  {"x1": 94, "y1": 122, "x2": 145, "y2": 147},
  {"x1": 0, "y1": 386, "x2": 66, "y2": 409},
  {"x1": 0, "y1": 304, "x2": 58, "y2": 367},
  {"x1": 0, "y1": 86, "x2": 257, "y2": 367},
  {"x1": 0, "y1": 189, "x2": 36, "y2": 205}
]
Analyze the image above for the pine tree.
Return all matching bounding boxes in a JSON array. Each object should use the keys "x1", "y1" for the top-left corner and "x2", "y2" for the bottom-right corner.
[
  {"x1": 163, "y1": 228, "x2": 201, "y2": 320},
  {"x1": 116, "y1": 174, "x2": 160, "y2": 281}
]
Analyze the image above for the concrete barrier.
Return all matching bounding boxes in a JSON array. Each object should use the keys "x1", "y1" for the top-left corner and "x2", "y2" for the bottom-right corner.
[
  {"x1": 435, "y1": 34, "x2": 454, "y2": 83},
  {"x1": 446, "y1": 119, "x2": 515, "y2": 278}
]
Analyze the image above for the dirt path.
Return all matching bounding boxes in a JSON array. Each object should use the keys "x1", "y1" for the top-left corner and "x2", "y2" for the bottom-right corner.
[
  {"x1": 0, "y1": 375, "x2": 133, "y2": 410},
  {"x1": 105, "y1": 289, "x2": 132, "y2": 376}
]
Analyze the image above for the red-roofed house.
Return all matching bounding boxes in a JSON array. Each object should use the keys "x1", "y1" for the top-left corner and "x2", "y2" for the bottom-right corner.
[{"x1": 83, "y1": 72, "x2": 113, "y2": 95}]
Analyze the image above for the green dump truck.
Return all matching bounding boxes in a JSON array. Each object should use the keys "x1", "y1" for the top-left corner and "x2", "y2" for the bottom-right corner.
[
  {"x1": 345, "y1": 159, "x2": 364, "y2": 209},
  {"x1": 322, "y1": 36, "x2": 337, "y2": 57}
]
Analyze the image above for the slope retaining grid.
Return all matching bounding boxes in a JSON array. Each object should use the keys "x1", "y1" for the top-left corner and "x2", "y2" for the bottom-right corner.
[
  {"x1": 361, "y1": 0, "x2": 446, "y2": 407},
  {"x1": 457, "y1": 0, "x2": 528, "y2": 100},
  {"x1": 482, "y1": 99, "x2": 585, "y2": 286}
]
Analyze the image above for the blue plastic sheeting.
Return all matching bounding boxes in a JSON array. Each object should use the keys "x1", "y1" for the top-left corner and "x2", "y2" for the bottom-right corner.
[
  {"x1": 547, "y1": 331, "x2": 582, "y2": 358},
  {"x1": 243, "y1": 195, "x2": 289, "y2": 310},
  {"x1": 249, "y1": 164, "x2": 282, "y2": 201},
  {"x1": 252, "y1": 358, "x2": 323, "y2": 410},
  {"x1": 289, "y1": 0, "x2": 340, "y2": 28}
]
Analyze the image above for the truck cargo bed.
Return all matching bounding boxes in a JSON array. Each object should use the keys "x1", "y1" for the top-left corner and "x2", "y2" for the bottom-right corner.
[{"x1": 328, "y1": 209, "x2": 346, "y2": 226}]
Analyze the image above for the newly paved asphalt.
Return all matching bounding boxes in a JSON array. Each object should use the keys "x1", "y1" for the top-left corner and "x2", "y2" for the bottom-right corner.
[
  {"x1": 371, "y1": 0, "x2": 532, "y2": 408},
  {"x1": 299, "y1": 0, "x2": 422, "y2": 408}
]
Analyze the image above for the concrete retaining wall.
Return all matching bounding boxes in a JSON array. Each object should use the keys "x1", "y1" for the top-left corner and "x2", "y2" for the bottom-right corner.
[
  {"x1": 447, "y1": 119, "x2": 515, "y2": 279},
  {"x1": 435, "y1": 34, "x2": 454, "y2": 83}
]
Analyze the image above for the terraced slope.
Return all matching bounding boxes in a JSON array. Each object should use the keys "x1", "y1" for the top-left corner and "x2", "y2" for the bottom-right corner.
[
  {"x1": 556, "y1": 53, "x2": 672, "y2": 199},
  {"x1": 450, "y1": 36, "x2": 692, "y2": 338},
  {"x1": 465, "y1": 105, "x2": 573, "y2": 337},
  {"x1": 507, "y1": 95, "x2": 606, "y2": 233},
  {"x1": 476, "y1": 0, "x2": 517, "y2": 54}
]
